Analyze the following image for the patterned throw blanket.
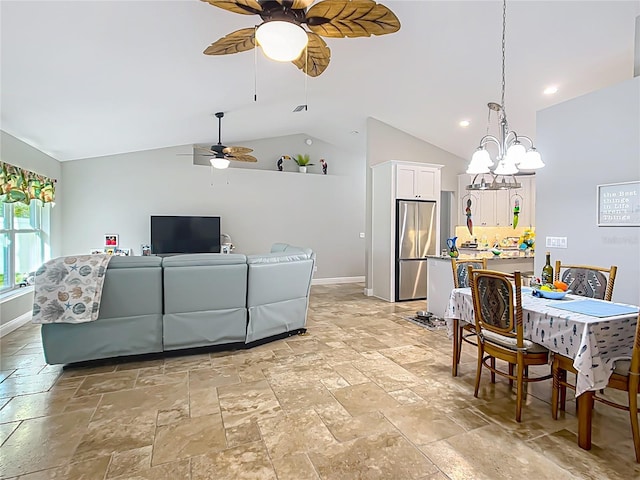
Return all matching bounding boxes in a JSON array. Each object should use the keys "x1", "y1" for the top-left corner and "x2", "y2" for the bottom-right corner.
[{"x1": 32, "y1": 255, "x2": 112, "y2": 324}]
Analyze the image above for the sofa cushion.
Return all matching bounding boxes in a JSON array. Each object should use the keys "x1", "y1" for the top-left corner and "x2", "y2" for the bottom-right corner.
[
  {"x1": 107, "y1": 256, "x2": 162, "y2": 268},
  {"x1": 162, "y1": 253, "x2": 246, "y2": 267},
  {"x1": 270, "y1": 243, "x2": 313, "y2": 256},
  {"x1": 247, "y1": 252, "x2": 312, "y2": 264}
]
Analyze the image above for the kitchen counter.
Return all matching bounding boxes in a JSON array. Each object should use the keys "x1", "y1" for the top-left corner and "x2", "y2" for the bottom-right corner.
[
  {"x1": 426, "y1": 252, "x2": 534, "y2": 261},
  {"x1": 426, "y1": 254, "x2": 535, "y2": 318}
]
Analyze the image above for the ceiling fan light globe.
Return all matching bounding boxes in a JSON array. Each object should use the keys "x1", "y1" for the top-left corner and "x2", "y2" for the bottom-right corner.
[
  {"x1": 211, "y1": 158, "x2": 230, "y2": 169},
  {"x1": 256, "y1": 21, "x2": 308, "y2": 62}
]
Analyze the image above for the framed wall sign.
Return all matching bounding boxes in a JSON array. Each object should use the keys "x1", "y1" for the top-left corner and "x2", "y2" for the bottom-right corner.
[{"x1": 597, "y1": 181, "x2": 640, "y2": 226}]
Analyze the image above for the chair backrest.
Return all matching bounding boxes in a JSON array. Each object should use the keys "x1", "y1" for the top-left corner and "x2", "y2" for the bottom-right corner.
[
  {"x1": 451, "y1": 258, "x2": 488, "y2": 288},
  {"x1": 630, "y1": 312, "x2": 640, "y2": 378},
  {"x1": 554, "y1": 261, "x2": 617, "y2": 301},
  {"x1": 468, "y1": 266, "x2": 523, "y2": 344}
]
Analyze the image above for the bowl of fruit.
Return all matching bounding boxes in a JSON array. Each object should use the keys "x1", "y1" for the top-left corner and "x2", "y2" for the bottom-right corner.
[{"x1": 531, "y1": 280, "x2": 571, "y2": 299}]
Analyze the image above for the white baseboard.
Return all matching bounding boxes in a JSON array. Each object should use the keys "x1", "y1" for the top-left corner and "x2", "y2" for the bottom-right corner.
[
  {"x1": 364, "y1": 288, "x2": 373, "y2": 296},
  {"x1": 312, "y1": 276, "x2": 365, "y2": 285},
  {"x1": 0, "y1": 312, "x2": 32, "y2": 338}
]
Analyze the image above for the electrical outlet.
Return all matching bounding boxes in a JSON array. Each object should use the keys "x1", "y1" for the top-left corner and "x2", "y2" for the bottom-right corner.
[
  {"x1": 359, "y1": 232, "x2": 365, "y2": 238},
  {"x1": 313, "y1": 266, "x2": 317, "y2": 273},
  {"x1": 545, "y1": 236, "x2": 568, "y2": 248}
]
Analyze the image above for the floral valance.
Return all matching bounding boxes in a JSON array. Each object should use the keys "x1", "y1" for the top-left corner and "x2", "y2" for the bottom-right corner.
[{"x1": 0, "y1": 161, "x2": 56, "y2": 205}]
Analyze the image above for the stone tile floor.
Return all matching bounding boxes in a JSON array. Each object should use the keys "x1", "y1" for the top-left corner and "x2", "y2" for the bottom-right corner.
[{"x1": 1, "y1": 283, "x2": 638, "y2": 479}]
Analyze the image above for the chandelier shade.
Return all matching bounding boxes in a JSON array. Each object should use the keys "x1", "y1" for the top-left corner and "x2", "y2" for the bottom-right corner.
[
  {"x1": 255, "y1": 21, "x2": 308, "y2": 62},
  {"x1": 466, "y1": 0, "x2": 544, "y2": 189}
]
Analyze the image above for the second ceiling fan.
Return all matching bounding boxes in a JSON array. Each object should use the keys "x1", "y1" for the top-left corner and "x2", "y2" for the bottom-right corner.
[
  {"x1": 196, "y1": 112, "x2": 257, "y2": 169},
  {"x1": 201, "y1": 0, "x2": 401, "y2": 77}
]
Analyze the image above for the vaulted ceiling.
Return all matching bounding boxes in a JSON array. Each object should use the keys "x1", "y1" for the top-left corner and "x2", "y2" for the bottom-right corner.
[{"x1": 1, "y1": 1, "x2": 638, "y2": 162}]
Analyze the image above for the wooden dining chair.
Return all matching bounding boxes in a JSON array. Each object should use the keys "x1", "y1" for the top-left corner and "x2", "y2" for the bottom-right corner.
[
  {"x1": 468, "y1": 266, "x2": 551, "y2": 422},
  {"x1": 554, "y1": 261, "x2": 617, "y2": 301},
  {"x1": 551, "y1": 262, "x2": 618, "y2": 413},
  {"x1": 552, "y1": 312, "x2": 640, "y2": 462},
  {"x1": 451, "y1": 258, "x2": 487, "y2": 376}
]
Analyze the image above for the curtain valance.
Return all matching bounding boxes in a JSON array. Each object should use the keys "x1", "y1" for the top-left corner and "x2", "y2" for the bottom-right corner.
[{"x1": 0, "y1": 161, "x2": 56, "y2": 205}]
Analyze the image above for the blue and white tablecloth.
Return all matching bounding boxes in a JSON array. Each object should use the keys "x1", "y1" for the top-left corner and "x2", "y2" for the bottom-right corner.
[{"x1": 445, "y1": 287, "x2": 638, "y2": 396}]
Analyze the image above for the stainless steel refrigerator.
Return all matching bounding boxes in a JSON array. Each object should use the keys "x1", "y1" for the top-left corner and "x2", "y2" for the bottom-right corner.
[{"x1": 396, "y1": 199, "x2": 437, "y2": 301}]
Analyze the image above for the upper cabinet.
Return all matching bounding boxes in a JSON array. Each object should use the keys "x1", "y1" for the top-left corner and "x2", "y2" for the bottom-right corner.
[
  {"x1": 458, "y1": 174, "x2": 536, "y2": 228},
  {"x1": 396, "y1": 164, "x2": 440, "y2": 200}
]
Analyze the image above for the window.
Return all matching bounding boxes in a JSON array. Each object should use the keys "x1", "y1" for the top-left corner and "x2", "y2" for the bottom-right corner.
[{"x1": 0, "y1": 201, "x2": 50, "y2": 293}]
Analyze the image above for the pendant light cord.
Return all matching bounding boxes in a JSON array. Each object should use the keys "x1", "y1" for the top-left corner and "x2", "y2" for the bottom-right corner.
[{"x1": 500, "y1": 0, "x2": 507, "y2": 125}]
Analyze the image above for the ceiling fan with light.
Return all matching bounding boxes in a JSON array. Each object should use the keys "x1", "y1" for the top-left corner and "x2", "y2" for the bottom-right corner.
[
  {"x1": 201, "y1": 0, "x2": 401, "y2": 77},
  {"x1": 196, "y1": 112, "x2": 257, "y2": 169}
]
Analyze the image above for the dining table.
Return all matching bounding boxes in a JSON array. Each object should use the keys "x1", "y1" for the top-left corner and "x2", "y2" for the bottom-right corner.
[{"x1": 445, "y1": 286, "x2": 639, "y2": 450}]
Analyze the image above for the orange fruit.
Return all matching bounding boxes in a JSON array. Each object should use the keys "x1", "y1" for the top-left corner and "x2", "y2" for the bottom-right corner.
[{"x1": 553, "y1": 280, "x2": 568, "y2": 292}]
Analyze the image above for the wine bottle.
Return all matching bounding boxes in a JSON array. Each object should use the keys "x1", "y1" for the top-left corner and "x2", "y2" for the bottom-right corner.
[{"x1": 541, "y1": 251, "x2": 553, "y2": 286}]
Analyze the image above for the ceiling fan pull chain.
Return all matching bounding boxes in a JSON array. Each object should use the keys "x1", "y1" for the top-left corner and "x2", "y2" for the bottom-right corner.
[
  {"x1": 304, "y1": 44, "x2": 308, "y2": 111},
  {"x1": 254, "y1": 25, "x2": 258, "y2": 102}
]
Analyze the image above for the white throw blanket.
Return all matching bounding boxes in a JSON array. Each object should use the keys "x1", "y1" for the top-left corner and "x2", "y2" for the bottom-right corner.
[{"x1": 32, "y1": 254, "x2": 112, "y2": 324}]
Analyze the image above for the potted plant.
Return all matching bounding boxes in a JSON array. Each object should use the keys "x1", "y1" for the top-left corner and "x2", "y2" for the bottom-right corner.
[{"x1": 293, "y1": 154, "x2": 314, "y2": 173}]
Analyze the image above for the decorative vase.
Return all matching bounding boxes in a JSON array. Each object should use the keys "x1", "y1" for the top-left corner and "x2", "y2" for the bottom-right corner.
[
  {"x1": 446, "y1": 236, "x2": 459, "y2": 258},
  {"x1": 299, "y1": 166, "x2": 307, "y2": 173}
]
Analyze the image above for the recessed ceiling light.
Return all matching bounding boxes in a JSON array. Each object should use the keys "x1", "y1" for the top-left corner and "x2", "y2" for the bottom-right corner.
[
  {"x1": 544, "y1": 86, "x2": 558, "y2": 95},
  {"x1": 459, "y1": 120, "x2": 470, "y2": 127}
]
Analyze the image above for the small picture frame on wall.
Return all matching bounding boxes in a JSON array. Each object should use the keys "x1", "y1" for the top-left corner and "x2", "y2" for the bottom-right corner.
[{"x1": 104, "y1": 234, "x2": 119, "y2": 247}]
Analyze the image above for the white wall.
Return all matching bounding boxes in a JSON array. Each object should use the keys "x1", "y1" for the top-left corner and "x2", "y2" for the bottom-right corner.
[
  {"x1": 0, "y1": 131, "x2": 63, "y2": 257},
  {"x1": 364, "y1": 118, "x2": 468, "y2": 291},
  {"x1": 0, "y1": 131, "x2": 62, "y2": 328},
  {"x1": 61, "y1": 134, "x2": 366, "y2": 279},
  {"x1": 536, "y1": 76, "x2": 640, "y2": 304}
]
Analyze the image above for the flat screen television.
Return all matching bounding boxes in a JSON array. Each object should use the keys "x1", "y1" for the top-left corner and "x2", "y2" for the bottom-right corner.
[{"x1": 151, "y1": 215, "x2": 221, "y2": 254}]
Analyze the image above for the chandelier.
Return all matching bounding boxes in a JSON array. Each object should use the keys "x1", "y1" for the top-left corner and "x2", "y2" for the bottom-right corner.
[{"x1": 466, "y1": 0, "x2": 544, "y2": 190}]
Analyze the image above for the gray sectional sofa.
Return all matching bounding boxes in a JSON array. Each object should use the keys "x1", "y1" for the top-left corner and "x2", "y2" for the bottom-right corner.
[{"x1": 40, "y1": 243, "x2": 315, "y2": 365}]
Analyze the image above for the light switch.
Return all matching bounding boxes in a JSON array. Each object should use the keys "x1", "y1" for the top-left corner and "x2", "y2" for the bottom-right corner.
[
  {"x1": 545, "y1": 236, "x2": 568, "y2": 248},
  {"x1": 359, "y1": 232, "x2": 365, "y2": 238}
]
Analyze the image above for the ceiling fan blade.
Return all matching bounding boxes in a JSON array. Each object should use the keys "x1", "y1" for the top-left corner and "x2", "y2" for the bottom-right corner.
[
  {"x1": 292, "y1": 32, "x2": 330, "y2": 77},
  {"x1": 200, "y1": 0, "x2": 263, "y2": 15},
  {"x1": 195, "y1": 146, "x2": 216, "y2": 154},
  {"x1": 223, "y1": 146, "x2": 253, "y2": 155},
  {"x1": 273, "y1": 0, "x2": 315, "y2": 9},
  {"x1": 228, "y1": 154, "x2": 258, "y2": 163},
  {"x1": 204, "y1": 28, "x2": 256, "y2": 55},
  {"x1": 306, "y1": 0, "x2": 400, "y2": 38}
]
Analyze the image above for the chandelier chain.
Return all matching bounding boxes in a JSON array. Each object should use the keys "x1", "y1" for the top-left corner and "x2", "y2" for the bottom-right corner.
[
  {"x1": 465, "y1": 0, "x2": 544, "y2": 183},
  {"x1": 501, "y1": 0, "x2": 507, "y2": 122}
]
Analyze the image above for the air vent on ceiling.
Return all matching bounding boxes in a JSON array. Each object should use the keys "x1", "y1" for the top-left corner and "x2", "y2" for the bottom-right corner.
[{"x1": 293, "y1": 104, "x2": 308, "y2": 112}]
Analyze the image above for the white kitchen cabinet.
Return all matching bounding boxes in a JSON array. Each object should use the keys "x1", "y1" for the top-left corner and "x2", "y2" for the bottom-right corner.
[
  {"x1": 458, "y1": 174, "x2": 497, "y2": 227},
  {"x1": 371, "y1": 161, "x2": 443, "y2": 302},
  {"x1": 508, "y1": 176, "x2": 536, "y2": 228},
  {"x1": 396, "y1": 164, "x2": 439, "y2": 200},
  {"x1": 495, "y1": 189, "x2": 511, "y2": 226},
  {"x1": 457, "y1": 174, "x2": 536, "y2": 228}
]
